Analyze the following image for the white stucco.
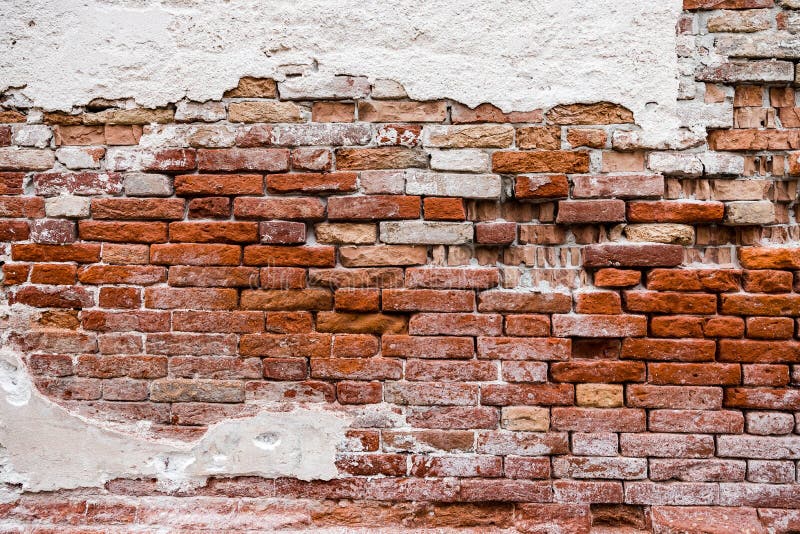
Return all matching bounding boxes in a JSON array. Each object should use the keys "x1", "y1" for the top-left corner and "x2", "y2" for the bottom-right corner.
[{"x1": 1, "y1": 0, "x2": 681, "y2": 128}]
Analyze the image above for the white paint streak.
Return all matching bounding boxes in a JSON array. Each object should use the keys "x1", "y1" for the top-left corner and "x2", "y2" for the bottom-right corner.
[{"x1": 2, "y1": 0, "x2": 681, "y2": 130}]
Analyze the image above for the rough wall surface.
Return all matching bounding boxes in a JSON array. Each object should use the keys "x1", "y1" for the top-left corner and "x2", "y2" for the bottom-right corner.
[{"x1": 3, "y1": 0, "x2": 800, "y2": 532}]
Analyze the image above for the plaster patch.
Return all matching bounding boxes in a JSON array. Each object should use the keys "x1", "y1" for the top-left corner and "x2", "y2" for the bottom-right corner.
[
  {"x1": 1, "y1": 0, "x2": 681, "y2": 130},
  {"x1": 0, "y1": 308, "x2": 350, "y2": 497}
]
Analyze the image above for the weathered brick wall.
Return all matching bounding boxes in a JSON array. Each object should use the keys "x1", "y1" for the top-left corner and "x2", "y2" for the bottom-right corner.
[{"x1": 3, "y1": 0, "x2": 800, "y2": 531}]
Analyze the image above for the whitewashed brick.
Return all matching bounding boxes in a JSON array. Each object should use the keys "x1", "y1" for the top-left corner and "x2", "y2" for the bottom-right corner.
[
  {"x1": 724, "y1": 201, "x2": 776, "y2": 226},
  {"x1": 380, "y1": 221, "x2": 473, "y2": 245},
  {"x1": 45, "y1": 196, "x2": 91, "y2": 218},
  {"x1": 124, "y1": 173, "x2": 174, "y2": 197},
  {"x1": 406, "y1": 171, "x2": 501, "y2": 199},
  {"x1": 429, "y1": 149, "x2": 490, "y2": 172},
  {"x1": 175, "y1": 101, "x2": 227, "y2": 122}
]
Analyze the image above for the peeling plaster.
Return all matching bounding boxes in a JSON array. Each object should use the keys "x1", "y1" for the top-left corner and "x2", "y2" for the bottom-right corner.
[
  {"x1": 2, "y1": 0, "x2": 682, "y2": 131},
  {"x1": 0, "y1": 309, "x2": 349, "y2": 498}
]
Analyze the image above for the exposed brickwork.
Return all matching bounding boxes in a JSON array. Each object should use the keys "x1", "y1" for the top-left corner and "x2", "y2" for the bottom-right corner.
[{"x1": 6, "y1": 3, "x2": 800, "y2": 530}]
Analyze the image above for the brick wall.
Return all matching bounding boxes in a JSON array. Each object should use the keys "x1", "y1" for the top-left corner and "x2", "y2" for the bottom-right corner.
[{"x1": 3, "y1": 1, "x2": 800, "y2": 531}]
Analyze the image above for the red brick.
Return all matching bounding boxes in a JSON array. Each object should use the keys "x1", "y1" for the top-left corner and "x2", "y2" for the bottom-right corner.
[
  {"x1": 79, "y1": 221, "x2": 168, "y2": 243},
  {"x1": 243, "y1": 332, "x2": 330, "y2": 357},
  {"x1": 492, "y1": 151, "x2": 590, "y2": 173},
  {"x1": 328, "y1": 195, "x2": 420, "y2": 220},
  {"x1": 552, "y1": 314, "x2": 647, "y2": 338},
  {"x1": 311, "y1": 357, "x2": 401, "y2": 380},
  {"x1": 337, "y1": 381, "x2": 382, "y2": 404},
  {"x1": 312, "y1": 102, "x2": 354, "y2": 122},
  {"x1": 233, "y1": 196, "x2": 325, "y2": 219},
  {"x1": 335, "y1": 147, "x2": 427, "y2": 170},
  {"x1": 174, "y1": 174, "x2": 263, "y2": 195},
  {"x1": 291, "y1": 147, "x2": 332, "y2": 171},
  {"x1": 450, "y1": 102, "x2": 543, "y2": 124},
  {"x1": 260, "y1": 267, "x2": 307, "y2": 289},
  {"x1": 188, "y1": 197, "x2": 230, "y2": 218},
  {"x1": 240, "y1": 289, "x2": 332, "y2": 311},
  {"x1": 266, "y1": 311, "x2": 313, "y2": 333},
  {"x1": 627, "y1": 201, "x2": 724, "y2": 223},
  {"x1": 743, "y1": 269, "x2": 793, "y2": 293},
  {"x1": 382, "y1": 289, "x2": 474, "y2": 312},
  {"x1": 407, "y1": 406, "x2": 499, "y2": 430},
  {"x1": 197, "y1": 148, "x2": 289, "y2": 172},
  {"x1": 81, "y1": 310, "x2": 170, "y2": 332},
  {"x1": 649, "y1": 362, "x2": 741, "y2": 385},
  {"x1": 99, "y1": 286, "x2": 141, "y2": 308},
  {"x1": 594, "y1": 268, "x2": 641, "y2": 288},
  {"x1": 481, "y1": 383, "x2": 574, "y2": 406},
  {"x1": 743, "y1": 364, "x2": 789, "y2": 386},
  {"x1": 358, "y1": 101, "x2": 447, "y2": 122},
  {"x1": 144, "y1": 287, "x2": 238, "y2": 310},
  {"x1": 150, "y1": 243, "x2": 241, "y2": 265},
  {"x1": 0, "y1": 220, "x2": 29, "y2": 241},
  {"x1": 551, "y1": 361, "x2": 645, "y2": 383},
  {"x1": 77, "y1": 265, "x2": 165, "y2": 285},
  {"x1": 266, "y1": 172, "x2": 357, "y2": 194},
  {"x1": 649, "y1": 409, "x2": 744, "y2": 433},
  {"x1": 719, "y1": 339, "x2": 800, "y2": 363},
  {"x1": 406, "y1": 360, "x2": 497, "y2": 382},
  {"x1": 168, "y1": 266, "x2": 258, "y2": 287},
  {"x1": 627, "y1": 385, "x2": 722, "y2": 409},
  {"x1": 552, "y1": 408, "x2": 645, "y2": 432},
  {"x1": 709, "y1": 129, "x2": 799, "y2": 151},
  {"x1": 574, "y1": 292, "x2": 621, "y2": 314},
  {"x1": 475, "y1": 222, "x2": 516, "y2": 244},
  {"x1": 385, "y1": 382, "x2": 479, "y2": 406},
  {"x1": 29, "y1": 263, "x2": 76, "y2": 285},
  {"x1": 583, "y1": 244, "x2": 684, "y2": 268},
  {"x1": 624, "y1": 291, "x2": 717, "y2": 314},
  {"x1": 0, "y1": 196, "x2": 45, "y2": 218},
  {"x1": 478, "y1": 291, "x2": 571, "y2": 313},
  {"x1": 620, "y1": 433, "x2": 715, "y2": 458},
  {"x1": 33, "y1": 172, "x2": 123, "y2": 196},
  {"x1": 410, "y1": 455, "x2": 502, "y2": 478},
  {"x1": 747, "y1": 316, "x2": 794, "y2": 339},
  {"x1": 409, "y1": 313, "x2": 502, "y2": 336},
  {"x1": 646, "y1": 269, "x2": 740, "y2": 292},
  {"x1": 704, "y1": 316, "x2": 746, "y2": 337},
  {"x1": 622, "y1": 339, "x2": 716, "y2": 362},
  {"x1": 650, "y1": 316, "x2": 704, "y2": 337},
  {"x1": 738, "y1": 247, "x2": 800, "y2": 269},
  {"x1": 334, "y1": 288, "x2": 380, "y2": 312},
  {"x1": 0, "y1": 172, "x2": 25, "y2": 194},
  {"x1": 382, "y1": 335, "x2": 474, "y2": 359},
  {"x1": 478, "y1": 337, "x2": 571, "y2": 361},
  {"x1": 76, "y1": 355, "x2": 166, "y2": 379},
  {"x1": 725, "y1": 388, "x2": 800, "y2": 410},
  {"x1": 651, "y1": 507, "x2": 763, "y2": 534},
  {"x1": 504, "y1": 315, "x2": 550, "y2": 337},
  {"x1": 91, "y1": 198, "x2": 184, "y2": 220},
  {"x1": 423, "y1": 197, "x2": 466, "y2": 220},
  {"x1": 11, "y1": 286, "x2": 93, "y2": 308},
  {"x1": 29, "y1": 219, "x2": 76, "y2": 244},
  {"x1": 375, "y1": 123, "x2": 422, "y2": 147},
  {"x1": 332, "y1": 334, "x2": 379, "y2": 357},
  {"x1": 169, "y1": 221, "x2": 259, "y2": 243},
  {"x1": 173, "y1": 311, "x2": 263, "y2": 333},
  {"x1": 243, "y1": 245, "x2": 335, "y2": 267},
  {"x1": 515, "y1": 175, "x2": 569, "y2": 199},
  {"x1": 685, "y1": 0, "x2": 773, "y2": 9},
  {"x1": 262, "y1": 358, "x2": 307, "y2": 380},
  {"x1": 556, "y1": 200, "x2": 626, "y2": 224}
]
